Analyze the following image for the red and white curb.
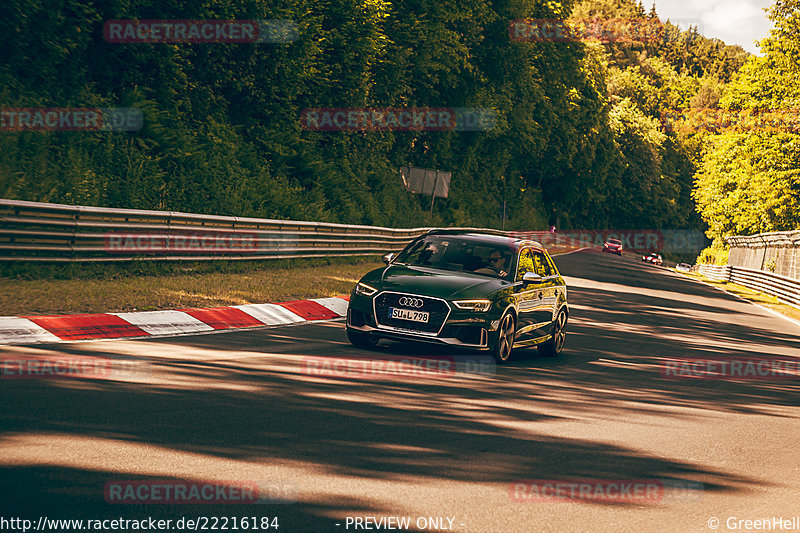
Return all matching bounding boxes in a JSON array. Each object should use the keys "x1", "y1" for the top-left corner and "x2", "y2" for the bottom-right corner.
[
  {"x1": 0, "y1": 296, "x2": 350, "y2": 345},
  {"x1": 0, "y1": 248, "x2": 596, "y2": 346}
]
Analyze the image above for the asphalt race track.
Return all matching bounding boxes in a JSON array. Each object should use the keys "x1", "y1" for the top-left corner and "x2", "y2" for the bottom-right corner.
[{"x1": 2, "y1": 249, "x2": 800, "y2": 532}]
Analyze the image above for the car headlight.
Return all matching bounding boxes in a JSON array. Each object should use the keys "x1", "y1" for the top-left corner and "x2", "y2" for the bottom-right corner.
[
  {"x1": 453, "y1": 300, "x2": 492, "y2": 312},
  {"x1": 354, "y1": 282, "x2": 378, "y2": 297}
]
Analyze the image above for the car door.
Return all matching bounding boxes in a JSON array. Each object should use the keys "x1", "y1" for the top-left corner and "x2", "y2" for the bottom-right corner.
[
  {"x1": 541, "y1": 251, "x2": 565, "y2": 322},
  {"x1": 513, "y1": 247, "x2": 555, "y2": 342}
]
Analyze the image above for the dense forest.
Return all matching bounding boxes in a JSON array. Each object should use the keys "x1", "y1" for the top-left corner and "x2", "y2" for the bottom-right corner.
[{"x1": 1, "y1": 0, "x2": 797, "y2": 255}]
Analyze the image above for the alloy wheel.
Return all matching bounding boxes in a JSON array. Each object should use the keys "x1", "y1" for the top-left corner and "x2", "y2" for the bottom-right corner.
[
  {"x1": 552, "y1": 311, "x2": 567, "y2": 352},
  {"x1": 496, "y1": 313, "x2": 516, "y2": 362}
]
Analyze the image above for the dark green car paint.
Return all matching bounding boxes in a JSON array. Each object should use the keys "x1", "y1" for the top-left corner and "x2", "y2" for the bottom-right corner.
[{"x1": 346, "y1": 231, "x2": 569, "y2": 356}]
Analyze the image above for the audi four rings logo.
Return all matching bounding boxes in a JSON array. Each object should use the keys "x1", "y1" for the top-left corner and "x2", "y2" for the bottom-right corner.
[{"x1": 398, "y1": 297, "x2": 424, "y2": 308}]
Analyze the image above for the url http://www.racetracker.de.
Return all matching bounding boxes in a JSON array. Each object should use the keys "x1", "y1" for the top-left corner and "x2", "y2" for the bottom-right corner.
[{"x1": 0, "y1": 516, "x2": 281, "y2": 532}]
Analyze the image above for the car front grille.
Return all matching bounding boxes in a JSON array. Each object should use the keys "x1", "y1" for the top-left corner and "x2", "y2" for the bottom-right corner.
[{"x1": 374, "y1": 292, "x2": 450, "y2": 334}]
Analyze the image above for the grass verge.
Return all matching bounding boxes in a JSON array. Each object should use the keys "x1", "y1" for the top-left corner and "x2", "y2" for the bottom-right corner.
[
  {"x1": 675, "y1": 269, "x2": 800, "y2": 323},
  {"x1": 2, "y1": 244, "x2": 597, "y2": 316},
  {"x1": 1, "y1": 257, "x2": 384, "y2": 316}
]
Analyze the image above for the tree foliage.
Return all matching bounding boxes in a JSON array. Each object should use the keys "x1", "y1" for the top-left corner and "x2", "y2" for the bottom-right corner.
[
  {"x1": 693, "y1": 0, "x2": 800, "y2": 241},
  {"x1": 0, "y1": 0, "x2": 752, "y2": 235}
]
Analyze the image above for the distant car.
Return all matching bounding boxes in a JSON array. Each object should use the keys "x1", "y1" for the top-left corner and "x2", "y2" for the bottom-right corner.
[
  {"x1": 642, "y1": 252, "x2": 663, "y2": 266},
  {"x1": 602, "y1": 238, "x2": 623, "y2": 255},
  {"x1": 676, "y1": 263, "x2": 692, "y2": 272},
  {"x1": 346, "y1": 230, "x2": 570, "y2": 363}
]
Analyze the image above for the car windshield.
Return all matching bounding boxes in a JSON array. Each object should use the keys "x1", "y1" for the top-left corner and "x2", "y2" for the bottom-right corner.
[
  {"x1": 395, "y1": 236, "x2": 513, "y2": 278},
  {"x1": 608, "y1": 239, "x2": 622, "y2": 245}
]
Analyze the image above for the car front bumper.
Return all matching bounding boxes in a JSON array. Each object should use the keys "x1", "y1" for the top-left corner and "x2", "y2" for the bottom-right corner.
[
  {"x1": 346, "y1": 318, "x2": 490, "y2": 349},
  {"x1": 347, "y1": 292, "x2": 497, "y2": 349}
]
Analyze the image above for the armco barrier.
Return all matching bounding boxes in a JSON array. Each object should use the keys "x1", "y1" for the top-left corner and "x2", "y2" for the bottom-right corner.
[
  {"x1": 1, "y1": 199, "x2": 711, "y2": 262},
  {"x1": 2, "y1": 199, "x2": 700, "y2": 263},
  {"x1": 697, "y1": 264, "x2": 731, "y2": 282},
  {"x1": 0, "y1": 200, "x2": 430, "y2": 262},
  {"x1": 728, "y1": 267, "x2": 800, "y2": 308},
  {"x1": 0, "y1": 199, "x2": 555, "y2": 262},
  {"x1": 696, "y1": 263, "x2": 800, "y2": 309},
  {"x1": 714, "y1": 230, "x2": 800, "y2": 309}
]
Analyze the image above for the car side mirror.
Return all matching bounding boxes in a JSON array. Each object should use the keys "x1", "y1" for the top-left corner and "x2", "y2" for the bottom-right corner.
[
  {"x1": 522, "y1": 272, "x2": 542, "y2": 284},
  {"x1": 382, "y1": 252, "x2": 395, "y2": 265}
]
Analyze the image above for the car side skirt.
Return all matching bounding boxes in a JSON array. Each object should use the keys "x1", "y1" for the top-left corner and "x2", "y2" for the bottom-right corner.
[
  {"x1": 513, "y1": 333, "x2": 552, "y2": 347},
  {"x1": 517, "y1": 321, "x2": 554, "y2": 336}
]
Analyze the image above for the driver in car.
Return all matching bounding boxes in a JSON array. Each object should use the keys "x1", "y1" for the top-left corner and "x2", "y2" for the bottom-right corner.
[{"x1": 474, "y1": 251, "x2": 508, "y2": 277}]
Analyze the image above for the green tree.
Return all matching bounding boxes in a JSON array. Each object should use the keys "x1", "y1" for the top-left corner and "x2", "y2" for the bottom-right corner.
[{"x1": 693, "y1": 0, "x2": 800, "y2": 242}]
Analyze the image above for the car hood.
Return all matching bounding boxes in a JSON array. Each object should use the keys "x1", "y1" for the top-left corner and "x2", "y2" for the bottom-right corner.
[{"x1": 362, "y1": 263, "x2": 507, "y2": 300}]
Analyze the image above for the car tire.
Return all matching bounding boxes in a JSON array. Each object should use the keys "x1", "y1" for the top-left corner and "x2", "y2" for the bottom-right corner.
[
  {"x1": 537, "y1": 309, "x2": 568, "y2": 357},
  {"x1": 490, "y1": 312, "x2": 516, "y2": 364},
  {"x1": 346, "y1": 327, "x2": 379, "y2": 349}
]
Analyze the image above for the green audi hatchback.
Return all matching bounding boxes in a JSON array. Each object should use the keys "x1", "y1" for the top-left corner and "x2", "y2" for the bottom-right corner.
[{"x1": 346, "y1": 230, "x2": 569, "y2": 363}]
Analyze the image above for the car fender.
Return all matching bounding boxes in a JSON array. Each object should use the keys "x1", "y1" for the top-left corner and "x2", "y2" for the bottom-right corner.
[{"x1": 490, "y1": 300, "x2": 518, "y2": 331}]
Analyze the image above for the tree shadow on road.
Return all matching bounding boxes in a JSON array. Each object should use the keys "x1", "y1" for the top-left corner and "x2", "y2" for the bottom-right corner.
[{"x1": 2, "y1": 251, "x2": 798, "y2": 526}]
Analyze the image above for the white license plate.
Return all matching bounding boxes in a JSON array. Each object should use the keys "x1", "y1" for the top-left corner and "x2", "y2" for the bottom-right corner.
[{"x1": 389, "y1": 307, "x2": 430, "y2": 323}]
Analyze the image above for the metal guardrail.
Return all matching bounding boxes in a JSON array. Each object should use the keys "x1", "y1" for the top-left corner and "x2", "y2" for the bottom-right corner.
[
  {"x1": 0, "y1": 199, "x2": 432, "y2": 261},
  {"x1": 729, "y1": 267, "x2": 800, "y2": 309},
  {"x1": 697, "y1": 264, "x2": 731, "y2": 282},
  {"x1": 0, "y1": 199, "x2": 553, "y2": 262},
  {"x1": 696, "y1": 263, "x2": 800, "y2": 309}
]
